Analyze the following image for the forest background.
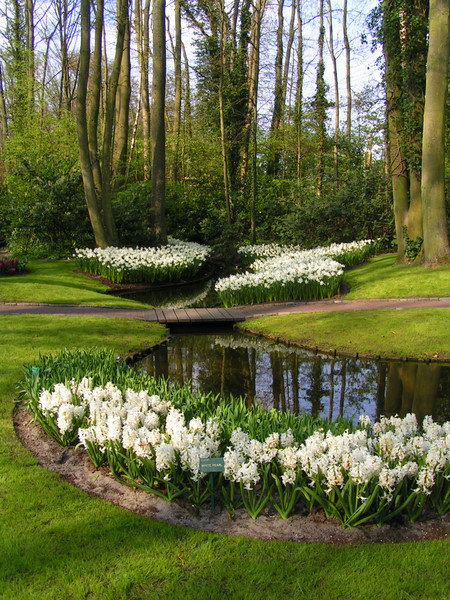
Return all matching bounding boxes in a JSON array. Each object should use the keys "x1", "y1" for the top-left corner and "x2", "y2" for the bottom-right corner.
[{"x1": 0, "y1": 0, "x2": 448, "y2": 266}]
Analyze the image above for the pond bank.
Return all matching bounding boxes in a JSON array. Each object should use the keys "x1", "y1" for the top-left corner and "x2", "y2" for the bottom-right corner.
[{"x1": 1, "y1": 296, "x2": 449, "y2": 362}]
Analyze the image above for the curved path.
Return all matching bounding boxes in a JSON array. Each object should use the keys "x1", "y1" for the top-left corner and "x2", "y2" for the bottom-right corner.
[{"x1": 0, "y1": 296, "x2": 450, "y2": 324}]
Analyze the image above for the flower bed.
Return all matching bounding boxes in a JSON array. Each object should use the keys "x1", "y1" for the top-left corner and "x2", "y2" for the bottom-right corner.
[
  {"x1": 74, "y1": 238, "x2": 211, "y2": 284},
  {"x1": 0, "y1": 256, "x2": 28, "y2": 276},
  {"x1": 21, "y1": 349, "x2": 450, "y2": 527},
  {"x1": 215, "y1": 240, "x2": 377, "y2": 307}
]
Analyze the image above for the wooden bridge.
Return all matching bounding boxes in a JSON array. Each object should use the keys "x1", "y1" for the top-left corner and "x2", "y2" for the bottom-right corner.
[{"x1": 0, "y1": 303, "x2": 246, "y2": 324}]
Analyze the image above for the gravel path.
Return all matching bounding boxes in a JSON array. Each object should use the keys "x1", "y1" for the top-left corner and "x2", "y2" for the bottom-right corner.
[{"x1": 1, "y1": 296, "x2": 450, "y2": 320}]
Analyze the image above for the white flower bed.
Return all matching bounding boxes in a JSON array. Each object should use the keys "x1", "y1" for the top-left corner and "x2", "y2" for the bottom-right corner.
[
  {"x1": 35, "y1": 376, "x2": 450, "y2": 525},
  {"x1": 215, "y1": 240, "x2": 376, "y2": 306},
  {"x1": 74, "y1": 238, "x2": 211, "y2": 284}
]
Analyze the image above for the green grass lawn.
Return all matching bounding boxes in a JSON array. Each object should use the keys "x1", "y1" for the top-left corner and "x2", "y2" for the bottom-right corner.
[
  {"x1": 0, "y1": 260, "x2": 151, "y2": 307},
  {"x1": 344, "y1": 253, "x2": 450, "y2": 299},
  {"x1": 1, "y1": 314, "x2": 449, "y2": 600},
  {"x1": 241, "y1": 253, "x2": 450, "y2": 360},
  {"x1": 241, "y1": 308, "x2": 450, "y2": 361},
  {"x1": 1, "y1": 254, "x2": 449, "y2": 599}
]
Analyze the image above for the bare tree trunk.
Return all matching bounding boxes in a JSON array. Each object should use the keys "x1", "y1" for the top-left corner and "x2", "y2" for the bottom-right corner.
[
  {"x1": 112, "y1": 6, "x2": 131, "y2": 186},
  {"x1": 24, "y1": 0, "x2": 35, "y2": 112},
  {"x1": 280, "y1": 0, "x2": 296, "y2": 177},
  {"x1": 383, "y1": 0, "x2": 409, "y2": 260},
  {"x1": 99, "y1": 0, "x2": 128, "y2": 245},
  {"x1": 316, "y1": 0, "x2": 326, "y2": 197},
  {"x1": 76, "y1": 0, "x2": 108, "y2": 248},
  {"x1": 343, "y1": 0, "x2": 351, "y2": 138},
  {"x1": 240, "y1": 0, "x2": 266, "y2": 188},
  {"x1": 151, "y1": 0, "x2": 167, "y2": 244},
  {"x1": 135, "y1": 0, "x2": 151, "y2": 181},
  {"x1": 327, "y1": 0, "x2": 339, "y2": 188},
  {"x1": 421, "y1": 0, "x2": 450, "y2": 265},
  {"x1": 182, "y1": 42, "x2": 192, "y2": 140},
  {"x1": 170, "y1": 0, "x2": 182, "y2": 182},
  {"x1": 89, "y1": 0, "x2": 104, "y2": 195},
  {"x1": 267, "y1": 0, "x2": 284, "y2": 176},
  {"x1": 218, "y1": 3, "x2": 233, "y2": 224},
  {"x1": 295, "y1": 0, "x2": 303, "y2": 183},
  {"x1": 0, "y1": 63, "x2": 8, "y2": 148}
]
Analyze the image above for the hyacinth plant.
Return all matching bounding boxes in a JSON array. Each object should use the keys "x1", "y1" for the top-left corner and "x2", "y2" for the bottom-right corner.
[
  {"x1": 215, "y1": 240, "x2": 378, "y2": 307},
  {"x1": 74, "y1": 238, "x2": 211, "y2": 284},
  {"x1": 20, "y1": 348, "x2": 450, "y2": 526}
]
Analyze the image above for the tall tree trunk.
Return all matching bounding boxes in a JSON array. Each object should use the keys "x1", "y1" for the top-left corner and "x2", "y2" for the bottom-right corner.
[
  {"x1": 240, "y1": 0, "x2": 266, "y2": 241},
  {"x1": 343, "y1": 0, "x2": 351, "y2": 138},
  {"x1": 315, "y1": 0, "x2": 326, "y2": 197},
  {"x1": 99, "y1": 0, "x2": 128, "y2": 245},
  {"x1": 0, "y1": 63, "x2": 8, "y2": 149},
  {"x1": 112, "y1": 6, "x2": 131, "y2": 187},
  {"x1": 421, "y1": 0, "x2": 450, "y2": 265},
  {"x1": 76, "y1": 0, "x2": 108, "y2": 247},
  {"x1": 280, "y1": 0, "x2": 296, "y2": 178},
  {"x1": 383, "y1": 0, "x2": 409, "y2": 259},
  {"x1": 182, "y1": 41, "x2": 192, "y2": 140},
  {"x1": 89, "y1": 0, "x2": 104, "y2": 195},
  {"x1": 240, "y1": 0, "x2": 266, "y2": 191},
  {"x1": 267, "y1": 0, "x2": 284, "y2": 176},
  {"x1": 218, "y1": 3, "x2": 233, "y2": 224},
  {"x1": 151, "y1": 0, "x2": 167, "y2": 244},
  {"x1": 24, "y1": 0, "x2": 35, "y2": 113},
  {"x1": 171, "y1": 0, "x2": 182, "y2": 182},
  {"x1": 135, "y1": 0, "x2": 151, "y2": 181},
  {"x1": 327, "y1": 0, "x2": 339, "y2": 187},
  {"x1": 295, "y1": 0, "x2": 303, "y2": 183}
]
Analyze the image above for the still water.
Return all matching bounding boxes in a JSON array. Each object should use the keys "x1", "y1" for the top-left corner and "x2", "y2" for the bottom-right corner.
[{"x1": 135, "y1": 330, "x2": 450, "y2": 424}]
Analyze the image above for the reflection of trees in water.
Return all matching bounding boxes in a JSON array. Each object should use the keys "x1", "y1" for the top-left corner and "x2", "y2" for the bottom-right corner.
[
  {"x1": 379, "y1": 363, "x2": 442, "y2": 423},
  {"x1": 305, "y1": 355, "x2": 326, "y2": 417},
  {"x1": 137, "y1": 334, "x2": 449, "y2": 422}
]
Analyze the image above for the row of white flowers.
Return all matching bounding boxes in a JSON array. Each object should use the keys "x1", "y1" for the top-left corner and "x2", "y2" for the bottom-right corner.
[
  {"x1": 215, "y1": 240, "x2": 377, "y2": 306},
  {"x1": 238, "y1": 239, "x2": 376, "y2": 264},
  {"x1": 215, "y1": 255, "x2": 343, "y2": 293},
  {"x1": 36, "y1": 377, "x2": 450, "y2": 524},
  {"x1": 73, "y1": 238, "x2": 211, "y2": 284}
]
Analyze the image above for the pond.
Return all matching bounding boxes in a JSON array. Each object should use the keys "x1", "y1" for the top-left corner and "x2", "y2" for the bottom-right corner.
[
  {"x1": 134, "y1": 330, "x2": 450, "y2": 424},
  {"x1": 112, "y1": 277, "x2": 221, "y2": 308}
]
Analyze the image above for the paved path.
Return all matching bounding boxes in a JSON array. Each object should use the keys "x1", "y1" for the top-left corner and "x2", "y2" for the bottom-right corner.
[{"x1": 0, "y1": 296, "x2": 449, "y2": 324}]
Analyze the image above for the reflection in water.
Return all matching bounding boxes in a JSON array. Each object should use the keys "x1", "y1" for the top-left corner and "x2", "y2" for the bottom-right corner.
[{"x1": 135, "y1": 332, "x2": 450, "y2": 423}]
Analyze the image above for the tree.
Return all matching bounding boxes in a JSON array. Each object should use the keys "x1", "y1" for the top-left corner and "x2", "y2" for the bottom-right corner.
[
  {"x1": 76, "y1": 0, "x2": 122, "y2": 247},
  {"x1": 380, "y1": 0, "x2": 429, "y2": 261},
  {"x1": 314, "y1": 0, "x2": 327, "y2": 197},
  {"x1": 421, "y1": 0, "x2": 450, "y2": 265},
  {"x1": 151, "y1": 0, "x2": 167, "y2": 244}
]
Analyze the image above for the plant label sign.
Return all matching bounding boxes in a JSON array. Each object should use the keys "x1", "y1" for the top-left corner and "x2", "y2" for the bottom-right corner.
[{"x1": 199, "y1": 457, "x2": 225, "y2": 473}]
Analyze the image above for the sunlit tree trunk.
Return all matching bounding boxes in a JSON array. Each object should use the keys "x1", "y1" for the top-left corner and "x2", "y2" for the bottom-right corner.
[
  {"x1": 76, "y1": 0, "x2": 108, "y2": 247},
  {"x1": 421, "y1": 0, "x2": 450, "y2": 265},
  {"x1": 327, "y1": 0, "x2": 339, "y2": 188},
  {"x1": 170, "y1": 0, "x2": 182, "y2": 183},
  {"x1": 112, "y1": 2, "x2": 131, "y2": 187},
  {"x1": 112, "y1": 5, "x2": 131, "y2": 186},
  {"x1": 383, "y1": 0, "x2": 409, "y2": 259},
  {"x1": 295, "y1": 0, "x2": 303, "y2": 183},
  {"x1": 343, "y1": 0, "x2": 351, "y2": 138},
  {"x1": 135, "y1": 0, "x2": 151, "y2": 181}
]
